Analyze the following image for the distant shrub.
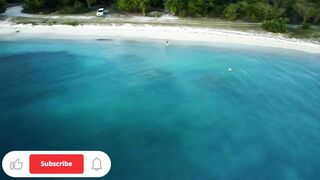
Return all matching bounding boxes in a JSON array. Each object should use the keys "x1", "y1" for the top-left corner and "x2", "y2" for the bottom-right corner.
[
  {"x1": 223, "y1": 4, "x2": 239, "y2": 20},
  {"x1": 207, "y1": 5, "x2": 224, "y2": 17},
  {"x1": 223, "y1": 1, "x2": 282, "y2": 22},
  {"x1": 301, "y1": 23, "x2": 311, "y2": 29},
  {"x1": 246, "y1": 2, "x2": 282, "y2": 22},
  {"x1": 262, "y1": 18, "x2": 288, "y2": 33},
  {"x1": 24, "y1": 0, "x2": 61, "y2": 13},
  {"x1": 0, "y1": 0, "x2": 6, "y2": 14},
  {"x1": 59, "y1": 1, "x2": 87, "y2": 14},
  {"x1": 48, "y1": 21, "x2": 58, "y2": 25},
  {"x1": 148, "y1": 11, "x2": 161, "y2": 18},
  {"x1": 62, "y1": 21, "x2": 79, "y2": 26}
]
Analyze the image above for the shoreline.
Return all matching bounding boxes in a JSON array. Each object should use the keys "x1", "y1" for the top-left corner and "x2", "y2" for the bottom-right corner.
[{"x1": 1, "y1": 22, "x2": 320, "y2": 54}]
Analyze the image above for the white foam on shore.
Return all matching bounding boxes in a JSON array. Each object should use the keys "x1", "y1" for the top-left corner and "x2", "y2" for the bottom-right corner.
[{"x1": 0, "y1": 22, "x2": 319, "y2": 54}]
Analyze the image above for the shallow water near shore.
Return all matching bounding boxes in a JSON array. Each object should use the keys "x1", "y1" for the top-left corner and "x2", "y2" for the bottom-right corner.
[{"x1": 1, "y1": 39, "x2": 320, "y2": 180}]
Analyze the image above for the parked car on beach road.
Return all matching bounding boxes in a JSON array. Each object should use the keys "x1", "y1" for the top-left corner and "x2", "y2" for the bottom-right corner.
[{"x1": 96, "y1": 8, "x2": 107, "y2": 17}]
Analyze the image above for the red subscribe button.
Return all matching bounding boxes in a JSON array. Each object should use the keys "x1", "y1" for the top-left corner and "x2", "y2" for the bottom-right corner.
[{"x1": 29, "y1": 154, "x2": 84, "y2": 174}]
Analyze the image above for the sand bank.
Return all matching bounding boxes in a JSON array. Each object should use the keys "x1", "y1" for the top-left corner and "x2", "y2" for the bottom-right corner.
[{"x1": 0, "y1": 23, "x2": 319, "y2": 54}]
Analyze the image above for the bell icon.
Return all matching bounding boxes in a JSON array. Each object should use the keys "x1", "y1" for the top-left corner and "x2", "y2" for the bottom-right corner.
[{"x1": 92, "y1": 157, "x2": 102, "y2": 171}]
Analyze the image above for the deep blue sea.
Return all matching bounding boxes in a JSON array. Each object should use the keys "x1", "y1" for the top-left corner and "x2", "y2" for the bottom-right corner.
[{"x1": 0, "y1": 39, "x2": 320, "y2": 180}]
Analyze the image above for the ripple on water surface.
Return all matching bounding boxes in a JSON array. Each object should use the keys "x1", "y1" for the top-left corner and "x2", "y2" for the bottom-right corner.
[{"x1": 0, "y1": 40, "x2": 320, "y2": 180}]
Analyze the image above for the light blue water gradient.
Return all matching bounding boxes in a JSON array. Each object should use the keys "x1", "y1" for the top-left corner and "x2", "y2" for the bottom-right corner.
[{"x1": 0, "y1": 39, "x2": 320, "y2": 180}]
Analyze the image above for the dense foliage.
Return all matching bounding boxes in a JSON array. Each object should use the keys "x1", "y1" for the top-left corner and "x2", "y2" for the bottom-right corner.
[
  {"x1": 262, "y1": 18, "x2": 289, "y2": 33},
  {"x1": 1, "y1": 0, "x2": 319, "y2": 32},
  {"x1": 19, "y1": 0, "x2": 320, "y2": 24},
  {"x1": 22, "y1": 0, "x2": 113, "y2": 13},
  {"x1": 116, "y1": 0, "x2": 152, "y2": 15},
  {"x1": 0, "y1": 0, "x2": 6, "y2": 14},
  {"x1": 222, "y1": 1, "x2": 283, "y2": 22},
  {"x1": 164, "y1": 0, "x2": 213, "y2": 17}
]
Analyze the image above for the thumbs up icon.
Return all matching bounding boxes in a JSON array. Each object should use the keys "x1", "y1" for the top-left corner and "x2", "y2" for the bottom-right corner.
[{"x1": 10, "y1": 159, "x2": 23, "y2": 170}]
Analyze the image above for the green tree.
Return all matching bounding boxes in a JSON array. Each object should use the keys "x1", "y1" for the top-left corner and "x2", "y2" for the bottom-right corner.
[
  {"x1": 313, "y1": 8, "x2": 320, "y2": 24},
  {"x1": 60, "y1": 0, "x2": 87, "y2": 14},
  {"x1": 164, "y1": 0, "x2": 213, "y2": 17},
  {"x1": 187, "y1": 0, "x2": 212, "y2": 17},
  {"x1": 295, "y1": 0, "x2": 320, "y2": 24},
  {"x1": 24, "y1": 0, "x2": 61, "y2": 13},
  {"x1": 19, "y1": 0, "x2": 320, "y2": 25},
  {"x1": 164, "y1": 0, "x2": 184, "y2": 15},
  {"x1": 261, "y1": 17, "x2": 289, "y2": 33},
  {"x1": 0, "y1": 0, "x2": 6, "y2": 14},
  {"x1": 62, "y1": 0, "x2": 73, "y2": 6},
  {"x1": 24, "y1": 0, "x2": 44, "y2": 13},
  {"x1": 116, "y1": 0, "x2": 151, "y2": 16},
  {"x1": 140, "y1": 0, "x2": 150, "y2": 16},
  {"x1": 223, "y1": 3, "x2": 239, "y2": 20},
  {"x1": 86, "y1": 0, "x2": 96, "y2": 8},
  {"x1": 246, "y1": 2, "x2": 282, "y2": 22}
]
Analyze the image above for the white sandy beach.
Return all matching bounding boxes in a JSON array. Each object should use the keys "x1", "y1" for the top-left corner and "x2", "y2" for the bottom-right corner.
[{"x1": 0, "y1": 22, "x2": 320, "y2": 54}]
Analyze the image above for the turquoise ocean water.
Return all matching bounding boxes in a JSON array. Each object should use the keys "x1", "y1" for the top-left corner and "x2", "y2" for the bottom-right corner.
[{"x1": 0, "y1": 39, "x2": 320, "y2": 180}]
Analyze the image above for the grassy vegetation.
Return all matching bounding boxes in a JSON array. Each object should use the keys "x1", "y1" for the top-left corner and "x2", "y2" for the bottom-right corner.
[
  {"x1": 2, "y1": 0, "x2": 319, "y2": 38},
  {"x1": 11, "y1": 15, "x2": 262, "y2": 29},
  {"x1": 13, "y1": 17, "x2": 80, "y2": 26},
  {"x1": 288, "y1": 26, "x2": 320, "y2": 40},
  {"x1": 9, "y1": 13, "x2": 319, "y2": 42},
  {"x1": 61, "y1": 20, "x2": 80, "y2": 26}
]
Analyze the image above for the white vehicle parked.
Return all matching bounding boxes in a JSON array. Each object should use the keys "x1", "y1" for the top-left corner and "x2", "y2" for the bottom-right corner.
[{"x1": 96, "y1": 8, "x2": 106, "y2": 17}]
